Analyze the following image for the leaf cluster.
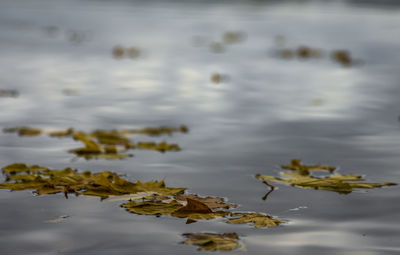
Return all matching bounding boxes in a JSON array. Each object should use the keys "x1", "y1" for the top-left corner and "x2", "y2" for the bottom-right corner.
[{"x1": 0, "y1": 163, "x2": 186, "y2": 200}]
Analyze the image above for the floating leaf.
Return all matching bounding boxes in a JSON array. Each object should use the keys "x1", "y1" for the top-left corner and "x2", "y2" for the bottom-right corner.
[
  {"x1": 182, "y1": 233, "x2": 241, "y2": 251},
  {"x1": 121, "y1": 200, "x2": 183, "y2": 216},
  {"x1": 0, "y1": 164, "x2": 186, "y2": 199},
  {"x1": 3, "y1": 126, "x2": 42, "y2": 136},
  {"x1": 227, "y1": 212, "x2": 286, "y2": 228},
  {"x1": 174, "y1": 194, "x2": 237, "y2": 210},
  {"x1": 171, "y1": 198, "x2": 229, "y2": 220},
  {"x1": 256, "y1": 159, "x2": 397, "y2": 194}
]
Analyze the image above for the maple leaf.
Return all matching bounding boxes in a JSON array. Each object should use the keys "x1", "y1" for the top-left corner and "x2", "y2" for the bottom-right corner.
[
  {"x1": 182, "y1": 233, "x2": 242, "y2": 251},
  {"x1": 256, "y1": 159, "x2": 397, "y2": 194}
]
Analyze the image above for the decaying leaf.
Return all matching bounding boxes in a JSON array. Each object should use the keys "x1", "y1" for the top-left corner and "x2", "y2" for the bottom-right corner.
[
  {"x1": 3, "y1": 126, "x2": 42, "y2": 136},
  {"x1": 182, "y1": 233, "x2": 241, "y2": 251},
  {"x1": 227, "y1": 212, "x2": 286, "y2": 228},
  {"x1": 0, "y1": 164, "x2": 186, "y2": 200},
  {"x1": 256, "y1": 159, "x2": 397, "y2": 194}
]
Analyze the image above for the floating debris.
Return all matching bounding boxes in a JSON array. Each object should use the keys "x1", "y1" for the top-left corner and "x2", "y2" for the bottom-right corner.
[
  {"x1": 275, "y1": 44, "x2": 360, "y2": 67},
  {"x1": 331, "y1": 50, "x2": 353, "y2": 66},
  {"x1": 182, "y1": 233, "x2": 242, "y2": 251},
  {"x1": 62, "y1": 88, "x2": 79, "y2": 96},
  {"x1": 112, "y1": 45, "x2": 141, "y2": 59},
  {"x1": 0, "y1": 89, "x2": 19, "y2": 98},
  {"x1": 210, "y1": 73, "x2": 229, "y2": 84},
  {"x1": 209, "y1": 42, "x2": 225, "y2": 53},
  {"x1": 256, "y1": 159, "x2": 397, "y2": 194},
  {"x1": 222, "y1": 31, "x2": 246, "y2": 44},
  {"x1": 112, "y1": 45, "x2": 125, "y2": 58}
]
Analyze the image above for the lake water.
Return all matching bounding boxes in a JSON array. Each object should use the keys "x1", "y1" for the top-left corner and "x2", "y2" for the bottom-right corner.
[{"x1": 1, "y1": 0, "x2": 400, "y2": 254}]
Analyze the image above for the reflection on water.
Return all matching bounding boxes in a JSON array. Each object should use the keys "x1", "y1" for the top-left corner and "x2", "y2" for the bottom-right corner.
[{"x1": 1, "y1": 0, "x2": 400, "y2": 254}]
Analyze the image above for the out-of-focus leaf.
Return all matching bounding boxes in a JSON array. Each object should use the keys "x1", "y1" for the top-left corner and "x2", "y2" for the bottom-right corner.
[
  {"x1": 3, "y1": 126, "x2": 42, "y2": 136},
  {"x1": 222, "y1": 31, "x2": 246, "y2": 44},
  {"x1": 48, "y1": 128, "x2": 74, "y2": 137},
  {"x1": 182, "y1": 233, "x2": 241, "y2": 251},
  {"x1": 135, "y1": 141, "x2": 181, "y2": 152},
  {"x1": 0, "y1": 89, "x2": 19, "y2": 98},
  {"x1": 227, "y1": 212, "x2": 286, "y2": 228},
  {"x1": 256, "y1": 159, "x2": 397, "y2": 194},
  {"x1": 4, "y1": 126, "x2": 187, "y2": 160}
]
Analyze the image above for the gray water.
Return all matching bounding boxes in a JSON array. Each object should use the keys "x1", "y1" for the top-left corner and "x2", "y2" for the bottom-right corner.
[{"x1": 1, "y1": 0, "x2": 400, "y2": 254}]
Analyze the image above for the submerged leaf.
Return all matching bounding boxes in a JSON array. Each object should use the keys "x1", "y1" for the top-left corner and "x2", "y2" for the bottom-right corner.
[
  {"x1": 227, "y1": 212, "x2": 286, "y2": 228},
  {"x1": 182, "y1": 233, "x2": 241, "y2": 251},
  {"x1": 256, "y1": 159, "x2": 397, "y2": 194}
]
